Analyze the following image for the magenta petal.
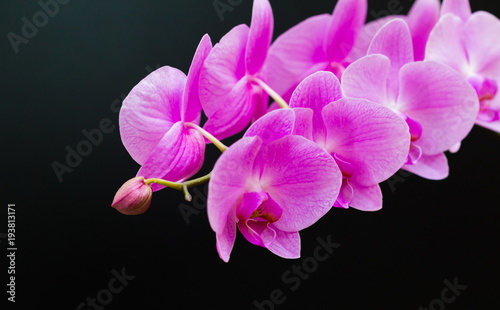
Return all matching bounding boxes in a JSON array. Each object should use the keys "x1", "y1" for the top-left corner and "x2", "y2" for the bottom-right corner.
[
  {"x1": 202, "y1": 78, "x2": 254, "y2": 140},
  {"x1": 208, "y1": 136, "x2": 263, "y2": 235},
  {"x1": 398, "y1": 61, "x2": 479, "y2": 154},
  {"x1": 263, "y1": 14, "x2": 331, "y2": 96},
  {"x1": 244, "y1": 108, "x2": 294, "y2": 144},
  {"x1": 407, "y1": 0, "x2": 440, "y2": 61},
  {"x1": 322, "y1": 98, "x2": 410, "y2": 185},
  {"x1": 441, "y1": 0, "x2": 471, "y2": 21},
  {"x1": 216, "y1": 216, "x2": 237, "y2": 263},
  {"x1": 137, "y1": 122, "x2": 205, "y2": 191},
  {"x1": 266, "y1": 229, "x2": 301, "y2": 259},
  {"x1": 425, "y1": 14, "x2": 469, "y2": 75},
  {"x1": 324, "y1": 0, "x2": 367, "y2": 61},
  {"x1": 199, "y1": 24, "x2": 249, "y2": 118},
  {"x1": 120, "y1": 66, "x2": 186, "y2": 165},
  {"x1": 290, "y1": 71, "x2": 343, "y2": 143},
  {"x1": 182, "y1": 34, "x2": 212, "y2": 123},
  {"x1": 341, "y1": 54, "x2": 390, "y2": 105},
  {"x1": 402, "y1": 152, "x2": 449, "y2": 180},
  {"x1": 368, "y1": 19, "x2": 414, "y2": 101},
  {"x1": 463, "y1": 12, "x2": 500, "y2": 75},
  {"x1": 348, "y1": 16, "x2": 401, "y2": 63},
  {"x1": 260, "y1": 135, "x2": 342, "y2": 232},
  {"x1": 246, "y1": 0, "x2": 274, "y2": 75},
  {"x1": 349, "y1": 182, "x2": 382, "y2": 212}
]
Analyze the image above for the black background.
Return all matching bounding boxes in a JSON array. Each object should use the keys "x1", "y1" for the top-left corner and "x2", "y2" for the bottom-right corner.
[{"x1": 1, "y1": 0, "x2": 500, "y2": 309}]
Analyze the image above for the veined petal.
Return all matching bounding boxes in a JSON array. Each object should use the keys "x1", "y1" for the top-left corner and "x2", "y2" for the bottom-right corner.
[
  {"x1": 259, "y1": 135, "x2": 342, "y2": 232},
  {"x1": 120, "y1": 66, "x2": 186, "y2": 165},
  {"x1": 463, "y1": 12, "x2": 500, "y2": 76},
  {"x1": 347, "y1": 15, "x2": 401, "y2": 63},
  {"x1": 266, "y1": 229, "x2": 301, "y2": 259},
  {"x1": 208, "y1": 136, "x2": 263, "y2": 235},
  {"x1": 322, "y1": 98, "x2": 410, "y2": 185},
  {"x1": 202, "y1": 78, "x2": 255, "y2": 140},
  {"x1": 425, "y1": 14, "x2": 469, "y2": 75},
  {"x1": 402, "y1": 152, "x2": 449, "y2": 180},
  {"x1": 200, "y1": 24, "x2": 249, "y2": 118},
  {"x1": 441, "y1": 0, "x2": 471, "y2": 21},
  {"x1": 263, "y1": 14, "x2": 331, "y2": 97},
  {"x1": 246, "y1": 0, "x2": 274, "y2": 75},
  {"x1": 397, "y1": 61, "x2": 479, "y2": 155},
  {"x1": 324, "y1": 0, "x2": 367, "y2": 62},
  {"x1": 244, "y1": 108, "x2": 295, "y2": 145},
  {"x1": 341, "y1": 54, "x2": 391, "y2": 106},
  {"x1": 182, "y1": 34, "x2": 212, "y2": 123},
  {"x1": 137, "y1": 122, "x2": 205, "y2": 191},
  {"x1": 368, "y1": 19, "x2": 414, "y2": 101},
  {"x1": 216, "y1": 216, "x2": 237, "y2": 263},
  {"x1": 349, "y1": 182, "x2": 383, "y2": 212},
  {"x1": 407, "y1": 0, "x2": 440, "y2": 61},
  {"x1": 290, "y1": 71, "x2": 343, "y2": 144}
]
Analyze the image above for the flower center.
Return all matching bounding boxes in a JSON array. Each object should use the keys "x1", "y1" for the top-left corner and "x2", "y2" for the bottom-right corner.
[{"x1": 468, "y1": 76, "x2": 500, "y2": 122}]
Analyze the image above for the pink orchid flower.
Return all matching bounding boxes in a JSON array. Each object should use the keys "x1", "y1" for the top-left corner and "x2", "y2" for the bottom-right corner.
[
  {"x1": 342, "y1": 19, "x2": 479, "y2": 180},
  {"x1": 199, "y1": 0, "x2": 274, "y2": 140},
  {"x1": 263, "y1": 0, "x2": 367, "y2": 101},
  {"x1": 207, "y1": 134, "x2": 342, "y2": 262},
  {"x1": 246, "y1": 71, "x2": 409, "y2": 211},
  {"x1": 426, "y1": 0, "x2": 500, "y2": 132},
  {"x1": 349, "y1": 0, "x2": 440, "y2": 62},
  {"x1": 119, "y1": 35, "x2": 212, "y2": 191}
]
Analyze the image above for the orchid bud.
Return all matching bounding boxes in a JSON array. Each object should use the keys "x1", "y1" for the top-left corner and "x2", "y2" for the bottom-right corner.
[{"x1": 111, "y1": 177, "x2": 152, "y2": 215}]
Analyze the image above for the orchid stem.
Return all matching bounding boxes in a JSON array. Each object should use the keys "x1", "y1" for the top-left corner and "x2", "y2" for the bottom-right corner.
[
  {"x1": 145, "y1": 172, "x2": 212, "y2": 202},
  {"x1": 250, "y1": 77, "x2": 290, "y2": 109},
  {"x1": 184, "y1": 122, "x2": 228, "y2": 152}
]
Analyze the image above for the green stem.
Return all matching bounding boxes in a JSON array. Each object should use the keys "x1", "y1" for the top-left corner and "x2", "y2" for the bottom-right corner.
[
  {"x1": 250, "y1": 77, "x2": 290, "y2": 109},
  {"x1": 145, "y1": 172, "x2": 212, "y2": 202},
  {"x1": 184, "y1": 122, "x2": 228, "y2": 152}
]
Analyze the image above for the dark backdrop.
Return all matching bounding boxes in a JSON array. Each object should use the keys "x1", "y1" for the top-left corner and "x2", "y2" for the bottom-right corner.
[{"x1": 1, "y1": 0, "x2": 500, "y2": 309}]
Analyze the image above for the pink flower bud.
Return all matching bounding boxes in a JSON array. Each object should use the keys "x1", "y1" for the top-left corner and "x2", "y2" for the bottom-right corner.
[{"x1": 111, "y1": 177, "x2": 152, "y2": 215}]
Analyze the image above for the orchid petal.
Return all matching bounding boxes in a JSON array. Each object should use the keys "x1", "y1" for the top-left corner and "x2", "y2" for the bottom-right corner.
[
  {"x1": 402, "y1": 153, "x2": 449, "y2": 180},
  {"x1": 368, "y1": 19, "x2": 414, "y2": 101},
  {"x1": 260, "y1": 135, "x2": 341, "y2": 232},
  {"x1": 266, "y1": 229, "x2": 301, "y2": 259},
  {"x1": 137, "y1": 122, "x2": 205, "y2": 191},
  {"x1": 120, "y1": 67, "x2": 185, "y2": 165},
  {"x1": 463, "y1": 12, "x2": 500, "y2": 75},
  {"x1": 324, "y1": 0, "x2": 367, "y2": 62},
  {"x1": 347, "y1": 15, "x2": 400, "y2": 63},
  {"x1": 425, "y1": 14, "x2": 469, "y2": 75},
  {"x1": 216, "y1": 216, "x2": 237, "y2": 263},
  {"x1": 322, "y1": 98, "x2": 410, "y2": 185},
  {"x1": 182, "y1": 34, "x2": 212, "y2": 123},
  {"x1": 407, "y1": 0, "x2": 440, "y2": 61},
  {"x1": 208, "y1": 136, "x2": 263, "y2": 235},
  {"x1": 397, "y1": 61, "x2": 479, "y2": 154},
  {"x1": 290, "y1": 71, "x2": 343, "y2": 144},
  {"x1": 199, "y1": 24, "x2": 249, "y2": 118},
  {"x1": 202, "y1": 78, "x2": 254, "y2": 140},
  {"x1": 246, "y1": 0, "x2": 274, "y2": 75},
  {"x1": 441, "y1": 0, "x2": 471, "y2": 21},
  {"x1": 349, "y1": 182, "x2": 383, "y2": 212},
  {"x1": 341, "y1": 54, "x2": 391, "y2": 106},
  {"x1": 263, "y1": 14, "x2": 331, "y2": 97}
]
